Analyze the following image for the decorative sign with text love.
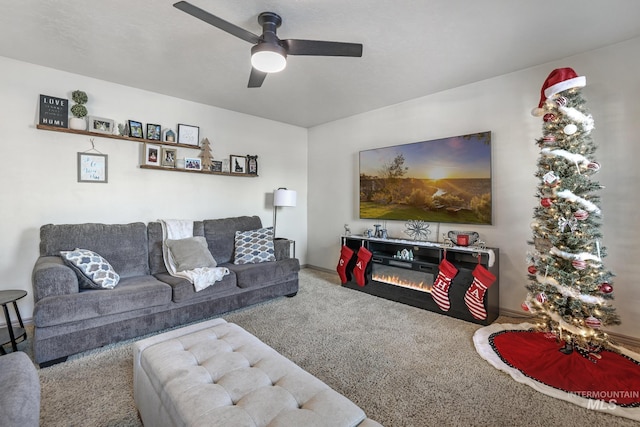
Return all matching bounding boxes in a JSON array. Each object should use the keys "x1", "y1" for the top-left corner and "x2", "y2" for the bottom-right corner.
[{"x1": 39, "y1": 94, "x2": 68, "y2": 128}]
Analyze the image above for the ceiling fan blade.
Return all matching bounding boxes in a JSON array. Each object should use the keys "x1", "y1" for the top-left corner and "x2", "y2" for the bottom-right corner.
[
  {"x1": 283, "y1": 39, "x2": 363, "y2": 57},
  {"x1": 173, "y1": 1, "x2": 260, "y2": 44},
  {"x1": 248, "y1": 68, "x2": 268, "y2": 88}
]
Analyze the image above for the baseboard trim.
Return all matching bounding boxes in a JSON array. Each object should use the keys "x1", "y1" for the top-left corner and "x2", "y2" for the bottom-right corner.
[{"x1": 305, "y1": 264, "x2": 333, "y2": 274}]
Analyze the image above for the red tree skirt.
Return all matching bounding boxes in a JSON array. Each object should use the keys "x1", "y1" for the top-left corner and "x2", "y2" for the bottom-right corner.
[{"x1": 474, "y1": 323, "x2": 640, "y2": 421}]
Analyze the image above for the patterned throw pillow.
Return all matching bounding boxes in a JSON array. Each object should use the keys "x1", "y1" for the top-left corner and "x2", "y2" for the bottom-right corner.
[
  {"x1": 233, "y1": 227, "x2": 276, "y2": 264},
  {"x1": 61, "y1": 248, "x2": 120, "y2": 289}
]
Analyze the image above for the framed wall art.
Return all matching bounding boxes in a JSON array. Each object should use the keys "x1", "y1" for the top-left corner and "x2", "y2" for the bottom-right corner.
[
  {"x1": 144, "y1": 144, "x2": 161, "y2": 166},
  {"x1": 230, "y1": 155, "x2": 246, "y2": 174},
  {"x1": 88, "y1": 116, "x2": 114, "y2": 134},
  {"x1": 247, "y1": 155, "x2": 258, "y2": 175},
  {"x1": 185, "y1": 157, "x2": 202, "y2": 170},
  {"x1": 146, "y1": 123, "x2": 161, "y2": 141},
  {"x1": 211, "y1": 160, "x2": 223, "y2": 172},
  {"x1": 161, "y1": 147, "x2": 177, "y2": 167},
  {"x1": 128, "y1": 120, "x2": 144, "y2": 138},
  {"x1": 177, "y1": 123, "x2": 199, "y2": 146},
  {"x1": 39, "y1": 94, "x2": 68, "y2": 128},
  {"x1": 77, "y1": 152, "x2": 108, "y2": 183}
]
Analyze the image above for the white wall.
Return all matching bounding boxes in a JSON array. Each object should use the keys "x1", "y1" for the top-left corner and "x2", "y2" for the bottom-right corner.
[
  {"x1": 307, "y1": 37, "x2": 640, "y2": 340},
  {"x1": 0, "y1": 56, "x2": 308, "y2": 322}
]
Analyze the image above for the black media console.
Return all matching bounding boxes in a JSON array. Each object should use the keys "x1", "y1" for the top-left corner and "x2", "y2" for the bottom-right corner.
[{"x1": 341, "y1": 236, "x2": 500, "y2": 325}]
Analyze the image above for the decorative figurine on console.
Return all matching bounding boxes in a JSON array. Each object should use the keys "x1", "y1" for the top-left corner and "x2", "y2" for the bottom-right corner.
[
  {"x1": 343, "y1": 224, "x2": 351, "y2": 236},
  {"x1": 393, "y1": 249, "x2": 413, "y2": 261},
  {"x1": 404, "y1": 220, "x2": 430, "y2": 241}
]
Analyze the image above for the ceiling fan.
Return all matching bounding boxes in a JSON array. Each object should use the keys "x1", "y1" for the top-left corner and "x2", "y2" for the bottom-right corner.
[{"x1": 173, "y1": 1, "x2": 363, "y2": 88}]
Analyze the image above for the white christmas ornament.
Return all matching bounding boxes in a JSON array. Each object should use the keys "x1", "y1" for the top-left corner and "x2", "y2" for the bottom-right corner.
[
  {"x1": 542, "y1": 171, "x2": 560, "y2": 187},
  {"x1": 563, "y1": 124, "x2": 578, "y2": 135}
]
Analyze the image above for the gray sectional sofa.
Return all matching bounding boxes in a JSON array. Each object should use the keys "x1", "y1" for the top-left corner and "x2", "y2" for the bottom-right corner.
[
  {"x1": 31, "y1": 216, "x2": 299, "y2": 367},
  {"x1": 0, "y1": 351, "x2": 40, "y2": 427}
]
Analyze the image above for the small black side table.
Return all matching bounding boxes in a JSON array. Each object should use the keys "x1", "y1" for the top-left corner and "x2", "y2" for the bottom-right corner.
[{"x1": 0, "y1": 290, "x2": 27, "y2": 354}]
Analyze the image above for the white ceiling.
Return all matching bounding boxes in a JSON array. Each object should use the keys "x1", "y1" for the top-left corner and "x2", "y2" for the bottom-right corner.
[{"x1": 1, "y1": 1, "x2": 640, "y2": 128}]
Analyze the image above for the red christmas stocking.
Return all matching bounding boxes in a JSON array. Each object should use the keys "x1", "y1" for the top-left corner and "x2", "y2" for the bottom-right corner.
[
  {"x1": 464, "y1": 264, "x2": 496, "y2": 320},
  {"x1": 431, "y1": 259, "x2": 458, "y2": 311},
  {"x1": 353, "y1": 247, "x2": 372, "y2": 287},
  {"x1": 336, "y1": 245, "x2": 355, "y2": 284}
]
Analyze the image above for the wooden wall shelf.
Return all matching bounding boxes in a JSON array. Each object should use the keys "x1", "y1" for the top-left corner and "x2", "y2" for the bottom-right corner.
[
  {"x1": 37, "y1": 124, "x2": 258, "y2": 178},
  {"x1": 36, "y1": 124, "x2": 199, "y2": 149},
  {"x1": 139, "y1": 164, "x2": 257, "y2": 177}
]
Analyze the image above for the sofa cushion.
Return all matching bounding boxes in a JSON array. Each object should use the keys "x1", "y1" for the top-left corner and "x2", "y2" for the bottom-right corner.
[
  {"x1": 166, "y1": 237, "x2": 217, "y2": 272},
  {"x1": 233, "y1": 227, "x2": 276, "y2": 265},
  {"x1": 226, "y1": 258, "x2": 300, "y2": 289},
  {"x1": 33, "y1": 275, "x2": 172, "y2": 327},
  {"x1": 61, "y1": 248, "x2": 120, "y2": 289},
  {"x1": 203, "y1": 216, "x2": 263, "y2": 264},
  {"x1": 40, "y1": 222, "x2": 150, "y2": 278},
  {"x1": 154, "y1": 272, "x2": 239, "y2": 303}
]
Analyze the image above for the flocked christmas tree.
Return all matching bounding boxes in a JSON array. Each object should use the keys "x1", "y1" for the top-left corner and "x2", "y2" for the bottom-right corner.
[{"x1": 523, "y1": 68, "x2": 620, "y2": 356}]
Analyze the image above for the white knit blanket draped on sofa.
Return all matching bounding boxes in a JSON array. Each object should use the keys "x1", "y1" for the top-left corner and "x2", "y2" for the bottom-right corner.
[{"x1": 160, "y1": 219, "x2": 229, "y2": 292}]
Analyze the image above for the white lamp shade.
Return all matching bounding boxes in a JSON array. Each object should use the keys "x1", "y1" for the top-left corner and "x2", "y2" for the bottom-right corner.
[{"x1": 274, "y1": 189, "x2": 297, "y2": 207}]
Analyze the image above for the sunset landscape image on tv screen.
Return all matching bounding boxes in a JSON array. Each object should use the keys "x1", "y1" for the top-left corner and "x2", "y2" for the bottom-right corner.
[{"x1": 359, "y1": 131, "x2": 492, "y2": 225}]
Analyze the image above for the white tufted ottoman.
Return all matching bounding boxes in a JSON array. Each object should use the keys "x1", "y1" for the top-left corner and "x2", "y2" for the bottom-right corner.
[{"x1": 133, "y1": 318, "x2": 382, "y2": 427}]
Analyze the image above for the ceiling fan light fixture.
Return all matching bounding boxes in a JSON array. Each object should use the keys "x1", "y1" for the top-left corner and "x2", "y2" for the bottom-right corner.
[{"x1": 251, "y1": 43, "x2": 287, "y2": 73}]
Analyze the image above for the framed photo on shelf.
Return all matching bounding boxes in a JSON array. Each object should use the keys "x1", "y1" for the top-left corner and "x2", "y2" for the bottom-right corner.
[
  {"x1": 77, "y1": 152, "x2": 108, "y2": 183},
  {"x1": 128, "y1": 120, "x2": 144, "y2": 138},
  {"x1": 146, "y1": 123, "x2": 161, "y2": 141},
  {"x1": 88, "y1": 116, "x2": 114, "y2": 134},
  {"x1": 247, "y1": 155, "x2": 258, "y2": 175},
  {"x1": 144, "y1": 144, "x2": 161, "y2": 166},
  {"x1": 211, "y1": 160, "x2": 222, "y2": 172},
  {"x1": 230, "y1": 155, "x2": 247, "y2": 174},
  {"x1": 185, "y1": 157, "x2": 202, "y2": 171},
  {"x1": 177, "y1": 123, "x2": 199, "y2": 146},
  {"x1": 161, "y1": 147, "x2": 177, "y2": 167}
]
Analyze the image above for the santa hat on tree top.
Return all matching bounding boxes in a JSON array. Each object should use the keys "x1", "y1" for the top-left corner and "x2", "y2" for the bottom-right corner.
[{"x1": 531, "y1": 67, "x2": 586, "y2": 116}]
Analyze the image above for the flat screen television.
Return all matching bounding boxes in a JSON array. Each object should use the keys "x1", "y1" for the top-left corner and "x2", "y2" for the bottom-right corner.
[{"x1": 359, "y1": 131, "x2": 492, "y2": 225}]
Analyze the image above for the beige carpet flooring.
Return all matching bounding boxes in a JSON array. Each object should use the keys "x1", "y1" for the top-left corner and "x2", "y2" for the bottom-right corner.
[{"x1": 18, "y1": 268, "x2": 638, "y2": 426}]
